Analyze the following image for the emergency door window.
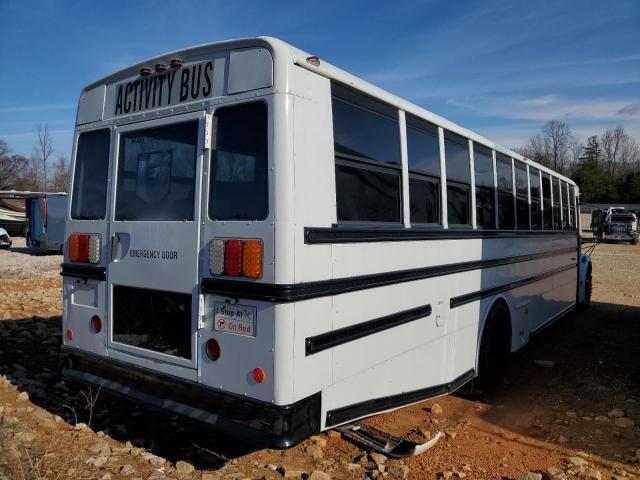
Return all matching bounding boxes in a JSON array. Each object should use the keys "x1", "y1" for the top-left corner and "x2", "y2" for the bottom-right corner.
[{"x1": 115, "y1": 121, "x2": 198, "y2": 221}]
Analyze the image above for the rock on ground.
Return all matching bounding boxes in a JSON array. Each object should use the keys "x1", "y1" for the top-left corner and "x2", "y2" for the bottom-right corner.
[
  {"x1": 308, "y1": 471, "x2": 331, "y2": 480},
  {"x1": 175, "y1": 460, "x2": 195, "y2": 475},
  {"x1": 519, "y1": 473, "x2": 542, "y2": 480}
]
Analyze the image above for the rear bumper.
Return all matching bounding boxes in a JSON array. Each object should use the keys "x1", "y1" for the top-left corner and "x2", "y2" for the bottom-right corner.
[{"x1": 62, "y1": 348, "x2": 321, "y2": 448}]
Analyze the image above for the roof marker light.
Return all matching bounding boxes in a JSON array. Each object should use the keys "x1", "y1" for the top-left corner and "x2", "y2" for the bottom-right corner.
[
  {"x1": 306, "y1": 56, "x2": 320, "y2": 67},
  {"x1": 140, "y1": 67, "x2": 153, "y2": 76},
  {"x1": 154, "y1": 63, "x2": 167, "y2": 72},
  {"x1": 170, "y1": 58, "x2": 183, "y2": 68}
]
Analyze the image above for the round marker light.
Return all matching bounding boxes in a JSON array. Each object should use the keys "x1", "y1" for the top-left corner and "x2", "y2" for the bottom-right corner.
[
  {"x1": 252, "y1": 368, "x2": 266, "y2": 384},
  {"x1": 66, "y1": 329, "x2": 74, "y2": 341},
  {"x1": 154, "y1": 63, "x2": 167, "y2": 72},
  {"x1": 140, "y1": 67, "x2": 152, "y2": 76},
  {"x1": 306, "y1": 55, "x2": 320, "y2": 67},
  {"x1": 90, "y1": 315, "x2": 102, "y2": 333},
  {"x1": 206, "y1": 339, "x2": 221, "y2": 361},
  {"x1": 170, "y1": 58, "x2": 183, "y2": 68}
]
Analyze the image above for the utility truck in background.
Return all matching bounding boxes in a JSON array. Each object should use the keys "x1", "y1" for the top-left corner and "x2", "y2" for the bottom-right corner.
[{"x1": 592, "y1": 207, "x2": 638, "y2": 244}]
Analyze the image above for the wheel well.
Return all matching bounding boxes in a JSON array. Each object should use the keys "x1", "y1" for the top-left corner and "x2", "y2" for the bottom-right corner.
[{"x1": 479, "y1": 298, "x2": 513, "y2": 358}]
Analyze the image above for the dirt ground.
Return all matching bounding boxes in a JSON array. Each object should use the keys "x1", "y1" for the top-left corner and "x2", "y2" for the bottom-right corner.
[{"x1": 0, "y1": 236, "x2": 639, "y2": 480}]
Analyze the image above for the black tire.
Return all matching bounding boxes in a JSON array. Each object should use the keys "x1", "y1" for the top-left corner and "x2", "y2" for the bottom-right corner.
[
  {"x1": 578, "y1": 265, "x2": 592, "y2": 311},
  {"x1": 476, "y1": 303, "x2": 511, "y2": 391},
  {"x1": 631, "y1": 238, "x2": 638, "y2": 245}
]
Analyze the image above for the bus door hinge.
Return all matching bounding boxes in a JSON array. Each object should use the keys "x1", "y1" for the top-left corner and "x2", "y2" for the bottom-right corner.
[
  {"x1": 203, "y1": 115, "x2": 213, "y2": 151},
  {"x1": 198, "y1": 294, "x2": 206, "y2": 330}
]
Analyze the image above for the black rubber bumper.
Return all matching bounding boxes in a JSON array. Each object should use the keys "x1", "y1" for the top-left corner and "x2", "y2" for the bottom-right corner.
[{"x1": 62, "y1": 348, "x2": 321, "y2": 449}]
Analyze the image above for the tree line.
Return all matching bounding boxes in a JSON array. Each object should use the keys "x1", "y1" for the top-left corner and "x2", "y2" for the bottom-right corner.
[
  {"x1": 0, "y1": 124, "x2": 69, "y2": 192},
  {"x1": 515, "y1": 120, "x2": 640, "y2": 203}
]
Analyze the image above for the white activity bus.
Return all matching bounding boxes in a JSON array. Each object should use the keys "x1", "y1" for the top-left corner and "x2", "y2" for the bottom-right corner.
[{"x1": 62, "y1": 37, "x2": 592, "y2": 452}]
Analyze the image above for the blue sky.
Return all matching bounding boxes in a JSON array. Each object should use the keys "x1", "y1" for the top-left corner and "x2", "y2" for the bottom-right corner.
[{"x1": 1, "y1": 0, "x2": 639, "y2": 160}]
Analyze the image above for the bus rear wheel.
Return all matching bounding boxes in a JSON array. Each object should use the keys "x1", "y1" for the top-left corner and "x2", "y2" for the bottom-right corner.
[
  {"x1": 476, "y1": 303, "x2": 511, "y2": 391},
  {"x1": 578, "y1": 265, "x2": 592, "y2": 311}
]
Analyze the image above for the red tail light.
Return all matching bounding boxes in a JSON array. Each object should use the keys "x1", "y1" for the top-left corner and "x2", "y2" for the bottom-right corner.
[
  {"x1": 206, "y1": 339, "x2": 221, "y2": 361},
  {"x1": 90, "y1": 315, "x2": 102, "y2": 333},
  {"x1": 252, "y1": 368, "x2": 266, "y2": 384},
  {"x1": 77, "y1": 234, "x2": 90, "y2": 262},
  {"x1": 224, "y1": 240, "x2": 243, "y2": 276},
  {"x1": 66, "y1": 329, "x2": 74, "y2": 341}
]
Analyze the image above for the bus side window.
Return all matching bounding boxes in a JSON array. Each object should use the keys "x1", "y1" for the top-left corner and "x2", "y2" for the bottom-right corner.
[
  {"x1": 332, "y1": 83, "x2": 402, "y2": 224},
  {"x1": 564, "y1": 182, "x2": 571, "y2": 230},
  {"x1": 473, "y1": 144, "x2": 495, "y2": 229},
  {"x1": 406, "y1": 115, "x2": 440, "y2": 225},
  {"x1": 496, "y1": 155, "x2": 515, "y2": 229},
  {"x1": 514, "y1": 161, "x2": 529, "y2": 229},
  {"x1": 542, "y1": 174, "x2": 553, "y2": 229},
  {"x1": 571, "y1": 186, "x2": 578, "y2": 230},
  {"x1": 444, "y1": 131, "x2": 471, "y2": 226},
  {"x1": 529, "y1": 167, "x2": 542, "y2": 229},
  {"x1": 553, "y1": 177, "x2": 562, "y2": 229}
]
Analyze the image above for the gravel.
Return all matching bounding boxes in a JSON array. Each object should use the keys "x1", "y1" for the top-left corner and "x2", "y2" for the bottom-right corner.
[{"x1": 0, "y1": 237, "x2": 62, "y2": 279}]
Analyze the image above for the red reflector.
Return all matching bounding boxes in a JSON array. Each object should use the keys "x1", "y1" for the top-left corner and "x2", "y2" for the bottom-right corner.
[
  {"x1": 66, "y1": 329, "x2": 74, "y2": 341},
  {"x1": 78, "y1": 235, "x2": 90, "y2": 262},
  {"x1": 90, "y1": 315, "x2": 102, "y2": 333},
  {"x1": 224, "y1": 240, "x2": 243, "y2": 276},
  {"x1": 206, "y1": 339, "x2": 221, "y2": 361},
  {"x1": 252, "y1": 368, "x2": 266, "y2": 384}
]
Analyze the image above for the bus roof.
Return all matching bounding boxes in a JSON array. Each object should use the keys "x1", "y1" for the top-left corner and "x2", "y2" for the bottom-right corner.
[{"x1": 80, "y1": 36, "x2": 577, "y2": 189}]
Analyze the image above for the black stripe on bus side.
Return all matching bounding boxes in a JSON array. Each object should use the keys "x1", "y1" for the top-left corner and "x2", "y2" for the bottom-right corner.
[
  {"x1": 60, "y1": 263, "x2": 106, "y2": 281},
  {"x1": 305, "y1": 304, "x2": 432, "y2": 356},
  {"x1": 201, "y1": 246, "x2": 577, "y2": 302},
  {"x1": 325, "y1": 369, "x2": 475, "y2": 427},
  {"x1": 304, "y1": 227, "x2": 579, "y2": 244},
  {"x1": 449, "y1": 263, "x2": 577, "y2": 309}
]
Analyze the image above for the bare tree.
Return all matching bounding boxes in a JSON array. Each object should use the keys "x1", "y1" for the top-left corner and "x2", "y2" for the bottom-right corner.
[
  {"x1": 514, "y1": 134, "x2": 552, "y2": 166},
  {"x1": 600, "y1": 126, "x2": 638, "y2": 177},
  {"x1": 542, "y1": 120, "x2": 573, "y2": 173},
  {"x1": 50, "y1": 155, "x2": 70, "y2": 192},
  {"x1": 0, "y1": 140, "x2": 32, "y2": 190},
  {"x1": 35, "y1": 124, "x2": 54, "y2": 191},
  {"x1": 0, "y1": 139, "x2": 9, "y2": 158}
]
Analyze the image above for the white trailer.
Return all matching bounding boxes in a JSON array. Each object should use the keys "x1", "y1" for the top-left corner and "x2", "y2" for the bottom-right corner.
[{"x1": 62, "y1": 37, "x2": 592, "y2": 450}]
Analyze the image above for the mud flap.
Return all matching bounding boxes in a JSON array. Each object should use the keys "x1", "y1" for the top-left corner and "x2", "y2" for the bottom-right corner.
[{"x1": 336, "y1": 423, "x2": 443, "y2": 458}]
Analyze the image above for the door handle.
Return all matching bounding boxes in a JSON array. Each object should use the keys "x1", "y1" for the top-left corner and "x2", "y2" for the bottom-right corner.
[{"x1": 111, "y1": 234, "x2": 120, "y2": 261}]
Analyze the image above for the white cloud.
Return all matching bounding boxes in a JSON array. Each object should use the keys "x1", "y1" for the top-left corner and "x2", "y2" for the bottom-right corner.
[{"x1": 0, "y1": 104, "x2": 75, "y2": 114}]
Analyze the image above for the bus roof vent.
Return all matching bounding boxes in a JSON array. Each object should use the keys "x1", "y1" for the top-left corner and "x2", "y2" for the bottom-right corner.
[
  {"x1": 76, "y1": 85, "x2": 106, "y2": 125},
  {"x1": 227, "y1": 48, "x2": 273, "y2": 95}
]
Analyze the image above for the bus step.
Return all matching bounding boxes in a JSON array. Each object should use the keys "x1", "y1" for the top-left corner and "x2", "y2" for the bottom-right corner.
[{"x1": 336, "y1": 423, "x2": 442, "y2": 458}]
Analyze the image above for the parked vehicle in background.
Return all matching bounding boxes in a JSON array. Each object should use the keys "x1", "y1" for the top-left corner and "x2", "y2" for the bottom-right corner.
[
  {"x1": 592, "y1": 207, "x2": 638, "y2": 244},
  {"x1": 0, "y1": 227, "x2": 12, "y2": 249},
  {"x1": 26, "y1": 193, "x2": 67, "y2": 253}
]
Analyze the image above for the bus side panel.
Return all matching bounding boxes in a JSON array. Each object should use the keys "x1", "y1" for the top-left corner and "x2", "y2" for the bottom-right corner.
[
  {"x1": 290, "y1": 66, "x2": 335, "y2": 284},
  {"x1": 319, "y1": 338, "x2": 449, "y2": 430}
]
